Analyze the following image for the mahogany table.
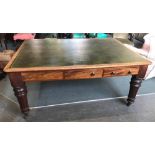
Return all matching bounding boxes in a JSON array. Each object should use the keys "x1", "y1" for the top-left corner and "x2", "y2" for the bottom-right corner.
[{"x1": 4, "y1": 38, "x2": 151, "y2": 114}]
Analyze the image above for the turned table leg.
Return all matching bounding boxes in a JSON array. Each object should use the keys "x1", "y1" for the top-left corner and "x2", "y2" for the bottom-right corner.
[
  {"x1": 127, "y1": 65, "x2": 148, "y2": 106},
  {"x1": 9, "y1": 73, "x2": 29, "y2": 113}
]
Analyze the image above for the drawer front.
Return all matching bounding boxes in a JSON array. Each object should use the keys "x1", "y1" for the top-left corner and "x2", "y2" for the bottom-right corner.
[
  {"x1": 22, "y1": 71, "x2": 63, "y2": 81},
  {"x1": 103, "y1": 66, "x2": 139, "y2": 77},
  {"x1": 64, "y1": 69, "x2": 103, "y2": 80}
]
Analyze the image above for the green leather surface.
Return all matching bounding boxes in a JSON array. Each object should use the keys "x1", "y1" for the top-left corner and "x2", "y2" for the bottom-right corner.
[{"x1": 11, "y1": 38, "x2": 149, "y2": 68}]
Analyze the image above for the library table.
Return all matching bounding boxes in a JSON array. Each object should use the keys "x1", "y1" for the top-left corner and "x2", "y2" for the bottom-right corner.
[{"x1": 4, "y1": 38, "x2": 151, "y2": 114}]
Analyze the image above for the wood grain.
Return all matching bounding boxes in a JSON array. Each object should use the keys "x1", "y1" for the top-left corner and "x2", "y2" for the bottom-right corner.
[
  {"x1": 8, "y1": 72, "x2": 29, "y2": 113},
  {"x1": 21, "y1": 66, "x2": 140, "y2": 82},
  {"x1": 103, "y1": 66, "x2": 139, "y2": 77},
  {"x1": 4, "y1": 62, "x2": 151, "y2": 73},
  {"x1": 20, "y1": 66, "x2": 142, "y2": 82},
  {"x1": 127, "y1": 65, "x2": 148, "y2": 105},
  {"x1": 64, "y1": 69, "x2": 103, "y2": 80},
  {"x1": 22, "y1": 71, "x2": 63, "y2": 82}
]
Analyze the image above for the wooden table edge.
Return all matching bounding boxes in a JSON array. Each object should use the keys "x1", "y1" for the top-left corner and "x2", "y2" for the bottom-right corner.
[
  {"x1": 4, "y1": 61, "x2": 151, "y2": 73},
  {"x1": 4, "y1": 41, "x2": 25, "y2": 72},
  {"x1": 3, "y1": 38, "x2": 152, "y2": 73}
]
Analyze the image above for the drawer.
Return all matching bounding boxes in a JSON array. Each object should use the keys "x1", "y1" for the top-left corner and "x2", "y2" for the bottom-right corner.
[
  {"x1": 22, "y1": 71, "x2": 63, "y2": 81},
  {"x1": 103, "y1": 66, "x2": 139, "y2": 77},
  {"x1": 64, "y1": 69, "x2": 103, "y2": 80}
]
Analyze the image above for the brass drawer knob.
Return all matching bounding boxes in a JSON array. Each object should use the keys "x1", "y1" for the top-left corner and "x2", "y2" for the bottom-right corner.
[
  {"x1": 111, "y1": 71, "x2": 117, "y2": 75},
  {"x1": 128, "y1": 70, "x2": 132, "y2": 74},
  {"x1": 90, "y1": 72, "x2": 95, "y2": 76}
]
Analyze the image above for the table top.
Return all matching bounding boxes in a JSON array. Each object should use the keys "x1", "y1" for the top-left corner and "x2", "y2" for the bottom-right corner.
[{"x1": 5, "y1": 38, "x2": 151, "y2": 72}]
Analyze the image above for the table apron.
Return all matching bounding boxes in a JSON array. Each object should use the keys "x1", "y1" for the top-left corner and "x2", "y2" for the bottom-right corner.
[{"x1": 21, "y1": 66, "x2": 140, "y2": 82}]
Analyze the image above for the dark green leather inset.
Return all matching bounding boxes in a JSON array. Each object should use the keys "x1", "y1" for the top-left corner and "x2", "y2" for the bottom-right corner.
[{"x1": 11, "y1": 38, "x2": 150, "y2": 68}]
